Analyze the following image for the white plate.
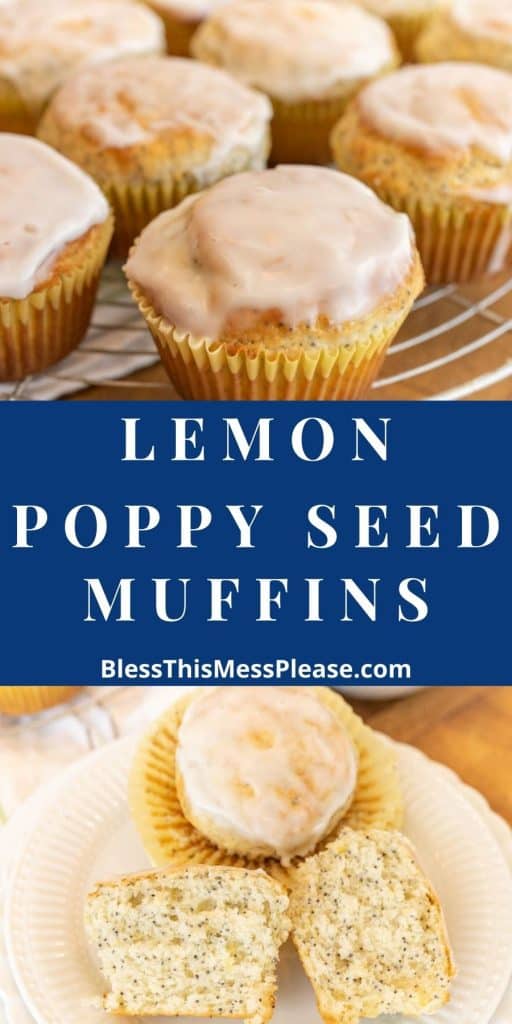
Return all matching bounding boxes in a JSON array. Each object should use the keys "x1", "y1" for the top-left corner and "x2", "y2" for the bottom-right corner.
[
  {"x1": 5, "y1": 736, "x2": 512, "y2": 1024},
  {"x1": 333, "y1": 686, "x2": 426, "y2": 701}
]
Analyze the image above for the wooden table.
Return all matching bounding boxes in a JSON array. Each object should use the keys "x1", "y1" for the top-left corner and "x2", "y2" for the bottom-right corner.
[
  {"x1": 347, "y1": 686, "x2": 512, "y2": 826},
  {"x1": 69, "y1": 269, "x2": 512, "y2": 401}
]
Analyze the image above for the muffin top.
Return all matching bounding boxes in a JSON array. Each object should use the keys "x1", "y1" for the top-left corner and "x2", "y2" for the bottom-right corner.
[
  {"x1": 176, "y1": 686, "x2": 359, "y2": 863},
  {"x1": 191, "y1": 0, "x2": 397, "y2": 102},
  {"x1": 358, "y1": 62, "x2": 512, "y2": 162},
  {"x1": 0, "y1": 0, "x2": 165, "y2": 116},
  {"x1": 125, "y1": 165, "x2": 414, "y2": 341},
  {"x1": 0, "y1": 136, "x2": 109, "y2": 301},
  {"x1": 449, "y1": 0, "x2": 512, "y2": 42},
  {"x1": 40, "y1": 56, "x2": 271, "y2": 161}
]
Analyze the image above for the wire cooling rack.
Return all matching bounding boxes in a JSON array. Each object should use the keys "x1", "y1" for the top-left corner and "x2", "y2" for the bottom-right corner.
[{"x1": 2, "y1": 263, "x2": 512, "y2": 401}]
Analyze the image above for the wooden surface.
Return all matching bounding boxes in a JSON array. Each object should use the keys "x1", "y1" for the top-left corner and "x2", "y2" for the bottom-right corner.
[
  {"x1": 68, "y1": 269, "x2": 512, "y2": 402},
  {"x1": 348, "y1": 686, "x2": 512, "y2": 825}
]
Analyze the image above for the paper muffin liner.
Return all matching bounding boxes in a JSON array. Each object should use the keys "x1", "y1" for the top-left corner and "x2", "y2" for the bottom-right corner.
[
  {"x1": 129, "y1": 284, "x2": 400, "y2": 400},
  {"x1": 128, "y1": 688, "x2": 404, "y2": 887},
  {"x1": 386, "y1": 10, "x2": 434, "y2": 62},
  {"x1": 0, "y1": 216, "x2": 113, "y2": 381},
  {"x1": 0, "y1": 686, "x2": 81, "y2": 715},
  {"x1": 376, "y1": 190, "x2": 512, "y2": 284},
  {"x1": 147, "y1": 4, "x2": 198, "y2": 55},
  {"x1": 105, "y1": 141, "x2": 270, "y2": 259},
  {"x1": 269, "y1": 59, "x2": 399, "y2": 165},
  {"x1": 0, "y1": 82, "x2": 36, "y2": 135}
]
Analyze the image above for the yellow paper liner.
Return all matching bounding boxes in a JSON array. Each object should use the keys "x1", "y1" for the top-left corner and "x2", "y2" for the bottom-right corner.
[
  {"x1": 128, "y1": 283, "x2": 408, "y2": 400},
  {"x1": 0, "y1": 80, "x2": 36, "y2": 135},
  {"x1": 376, "y1": 190, "x2": 512, "y2": 285},
  {"x1": 386, "y1": 10, "x2": 434, "y2": 62},
  {"x1": 0, "y1": 686, "x2": 81, "y2": 715},
  {"x1": 105, "y1": 140, "x2": 270, "y2": 259},
  {"x1": 0, "y1": 216, "x2": 113, "y2": 380},
  {"x1": 146, "y1": 4, "x2": 199, "y2": 55},
  {"x1": 269, "y1": 59, "x2": 399, "y2": 165},
  {"x1": 128, "y1": 688, "x2": 404, "y2": 887}
]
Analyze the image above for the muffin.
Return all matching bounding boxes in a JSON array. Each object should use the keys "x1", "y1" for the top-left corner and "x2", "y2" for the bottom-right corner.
[
  {"x1": 175, "y1": 686, "x2": 358, "y2": 863},
  {"x1": 143, "y1": 0, "x2": 230, "y2": 56},
  {"x1": 0, "y1": 687, "x2": 81, "y2": 715},
  {"x1": 191, "y1": 0, "x2": 399, "y2": 163},
  {"x1": 0, "y1": 0, "x2": 165, "y2": 135},
  {"x1": 0, "y1": 135, "x2": 113, "y2": 381},
  {"x1": 128, "y1": 687, "x2": 404, "y2": 885},
  {"x1": 416, "y1": 0, "x2": 512, "y2": 70},
  {"x1": 332, "y1": 62, "x2": 512, "y2": 284},
  {"x1": 125, "y1": 165, "x2": 423, "y2": 401},
  {"x1": 39, "y1": 57, "x2": 272, "y2": 258},
  {"x1": 354, "y1": 0, "x2": 445, "y2": 61}
]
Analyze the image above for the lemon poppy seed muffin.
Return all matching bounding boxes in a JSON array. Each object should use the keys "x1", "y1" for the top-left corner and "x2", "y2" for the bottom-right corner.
[
  {"x1": 125, "y1": 164, "x2": 423, "y2": 400},
  {"x1": 0, "y1": 0, "x2": 165, "y2": 135},
  {"x1": 354, "y1": 0, "x2": 446, "y2": 61},
  {"x1": 86, "y1": 865, "x2": 290, "y2": 1023},
  {"x1": 38, "y1": 56, "x2": 272, "y2": 257},
  {"x1": 332, "y1": 62, "x2": 512, "y2": 284},
  {"x1": 0, "y1": 135, "x2": 113, "y2": 380},
  {"x1": 417, "y1": 0, "x2": 512, "y2": 70},
  {"x1": 143, "y1": 0, "x2": 230, "y2": 56},
  {"x1": 175, "y1": 686, "x2": 359, "y2": 864},
  {"x1": 290, "y1": 829, "x2": 456, "y2": 1024},
  {"x1": 192, "y1": 0, "x2": 399, "y2": 163}
]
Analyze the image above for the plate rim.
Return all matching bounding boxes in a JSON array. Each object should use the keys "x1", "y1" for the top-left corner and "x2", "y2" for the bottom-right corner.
[{"x1": 5, "y1": 734, "x2": 512, "y2": 1024}]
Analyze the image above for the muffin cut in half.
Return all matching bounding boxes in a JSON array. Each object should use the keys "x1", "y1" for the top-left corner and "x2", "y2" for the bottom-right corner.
[
  {"x1": 0, "y1": 135, "x2": 112, "y2": 381},
  {"x1": 290, "y1": 828, "x2": 456, "y2": 1024},
  {"x1": 416, "y1": 0, "x2": 512, "y2": 71},
  {"x1": 128, "y1": 688, "x2": 404, "y2": 886},
  {"x1": 192, "y1": 0, "x2": 399, "y2": 164},
  {"x1": 125, "y1": 165, "x2": 424, "y2": 400},
  {"x1": 85, "y1": 865, "x2": 290, "y2": 1024},
  {"x1": 39, "y1": 56, "x2": 272, "y2": 257},
  {"x1": 0, "y1": 0, "x2": 165, "y2": 135},
  {"x1": 332, "y1": 62, "x2": 512, "y2": 284}
]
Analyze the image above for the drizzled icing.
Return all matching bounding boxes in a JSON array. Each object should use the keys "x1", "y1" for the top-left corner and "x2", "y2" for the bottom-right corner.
[
  {"x1": 192, "y1": 0, "x2": 395, "y2": 102},
  {"x1": 452, "y1": 0, "x2": 512, "y2": 42},
  {"x1": 359, "y1": 63, "x2": 512, "y2": 162},
  {"x1": 0, "y1": 136, "x2": 109, "y2": 300},
  {"x1": 45, "y1": 56, "x2": 272, "y2": 155},
  {"x1": 0, "y1": 0, "x2": 165, "y2": 116},
  {"x1": 176, "y1": 686, "x2": 358, "y2": 862},
  {"x1": 125, "y1": 165, "x2": 414, "y2": 342}
]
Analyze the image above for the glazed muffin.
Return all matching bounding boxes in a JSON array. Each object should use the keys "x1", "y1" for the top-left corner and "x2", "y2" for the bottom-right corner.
[
  {"x1": 39, "y1": 57, "x2": 272, "y2": 258},
  {"x1": 332, "y1": 63, "x2": 512, "y2": 284},
  {"x1": 192, "y1": 0, "x2": 399, "y2": 163},
  {"x1": 417, "y1": 0, "x2": 512, "y2": 70},
  {"x1": 128, "y1": 687, "x2": 404, "y2": 885},
  {"x1": 0, "y1": 0, "x2": 165, "y2": 135},
  {"x1": 0, "y1": 135, "x2": 113, "y2": 380},
  {"x1": 143, "y1": 0, "x2": 230, "y2": 56},
  {"x1": 175, "y1": 686, "x2": 359, "y2": 863},
  {"x1": 0, "y1": 687, "x2": 81, "y2": 715},
  {"x1": 125, "y1": 165, "x2": 423, "y2": 400},
  {"x1": 354, "y1": 0, "x2": 445, "y2": 61}
]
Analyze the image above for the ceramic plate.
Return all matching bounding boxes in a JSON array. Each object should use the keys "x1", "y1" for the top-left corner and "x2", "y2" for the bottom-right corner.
[{"x1": 5, "y1": 735, "x2": 512, "y2": 1024}]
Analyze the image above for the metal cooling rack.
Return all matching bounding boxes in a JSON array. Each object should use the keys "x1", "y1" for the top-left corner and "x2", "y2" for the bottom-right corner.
[{"x1": 2, "y1": 264, "x2": 512, "y2": 401}]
